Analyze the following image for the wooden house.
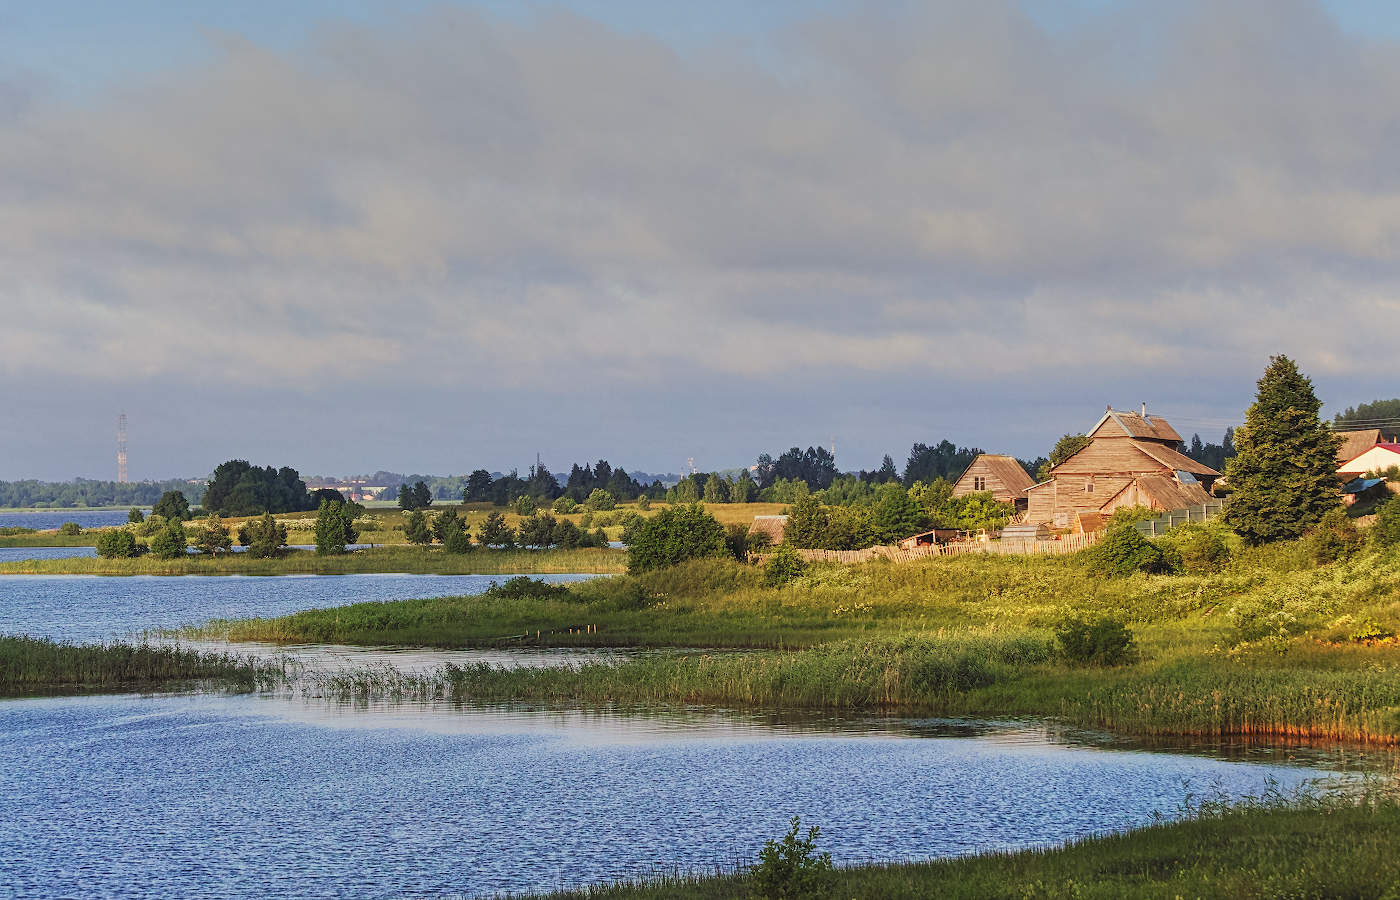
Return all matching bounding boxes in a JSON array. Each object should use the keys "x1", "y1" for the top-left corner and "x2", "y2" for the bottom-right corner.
[
  {"x1": 748, "y1": 515, "x2": 788, "y2": 546},
  {"x1": 951, "y1": 454, "x2": 1036, "y2": 511},
  {"x1": 1025, "y1": 405, "x2": 1220, "y2": 528},
  {"x1": 1334, "y1": 429, "x2": 1393, "y2": 467}
]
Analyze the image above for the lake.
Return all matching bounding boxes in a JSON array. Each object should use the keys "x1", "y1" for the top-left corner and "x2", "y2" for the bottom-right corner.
[
  {"x1": 0, "y1": 573, "x2": 599, "y2": 643},
  {"x1": 0, "y1": 509, "x2": 148, "y2": 531},
  {"x1": 0, "y1": 693, "x2": 1358, "y2": 900}
]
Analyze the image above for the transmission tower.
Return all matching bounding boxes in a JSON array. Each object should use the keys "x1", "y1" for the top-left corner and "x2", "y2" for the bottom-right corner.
[{"x1": 117, "y1": 413, "x2": 128, "y2": 483}]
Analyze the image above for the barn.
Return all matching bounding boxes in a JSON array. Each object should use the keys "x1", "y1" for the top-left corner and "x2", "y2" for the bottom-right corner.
[{"x1": 1025, "y1": 405, "x2": 1220, "y2": 527}]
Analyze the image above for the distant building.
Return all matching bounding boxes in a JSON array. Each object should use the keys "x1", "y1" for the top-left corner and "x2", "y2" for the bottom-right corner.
[
  {"x1": 1025, "y1": 405, "x2": 1219, "y2": 528},
  {"x1": 1334, "y1": 429, "x2": 1393, "y2": 467},
  {"x1": 748, "y1": 515, "x2": 788, "y2": 546},
  {"x1": 951, "y1": 454, "x2": 1036, "y2": 512},
  {"x1": 1338, "y1": 443, "x2": 1400, "y2": 479}
]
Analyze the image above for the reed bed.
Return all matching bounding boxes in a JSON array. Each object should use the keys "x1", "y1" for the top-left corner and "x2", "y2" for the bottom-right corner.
[
  {"x1": 0, "y1": 635, "x2": 288, "y2": 695},
  {"x1": 0, "y1": 545, "x2": 627, "y2": 576}
]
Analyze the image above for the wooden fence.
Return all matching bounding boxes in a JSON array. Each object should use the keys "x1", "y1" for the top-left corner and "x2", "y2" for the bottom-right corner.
[
  {"x1": 1132, "y1": 501, "x2": 1227, "y2": 537},
  {"x1": 757, "y1": 530, "x2": 1102, "y2": 566}
]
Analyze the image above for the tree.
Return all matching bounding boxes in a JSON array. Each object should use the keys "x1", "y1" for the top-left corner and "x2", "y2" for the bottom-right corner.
[
  {"x1": 308, "y1": 488, "x2": 345, "y2": 508},
  {"x1": 151, "y1": 490, "x2": 191, "y2": 521},
  {"x1": 517, "y1": 513, "x2": 558, "y2": 548},
  {"x1": 513, "y1": 494, "x2": 537, "y2": 515},
  {"x1": 193, "y1": 515, "x2": 232, "y2": 555},
  {"x1": 443, "y1": 523, "x2": 474, "y2": 554},
  {"x1": 729, "y1": 471, "x2": 756, "y2": 503},
  {"x1": 626, "y1": 504, "x2": 726, "y2": 574},
  {"x1": 127, "y1": 507, "x2": 145, "y2": 524},
  {"x1": 874, "y1": 454, "x2": 900, "y2": 483},
  {"x1": 903, "y1": 441, "x2": 981, "y2": 487},
  {"x1": 1334, "y1": 398, "x2": 1400, "y2": 428},
  {"x1": 1224, "y1": 355, "x2": 1342, "y2": 545},
  {"x1": 404, "y1": 509, "x2": 432, "y2": 545},
  {"x1": 636, "y1": 494, "x2": 652, "y2": 511},
  {"x1": 431, "y1": 508, "x2": 463, "y2": 543},
  {"x1": 870, "y1": 482, "x2": 928, "y2": 543},
  {"x1": 238, "y1": 513, "x2": 287, "y2": 559},
  {"x1": 463, "y1": 469, "x2": 494, "y2": 503},
  {"x1": 397, "y1": 483, "x2": 415, "y2": 510},
  {"x1": 149, "y1": 518, "x2": 187, "y2": 559},
  {"x1": 412, "y1": 480, "x2": 433, "y2": 509},
  {"x1": 586, "y1": 488, "x2": 617, "y2": 511},
  {"x1": 203, "y1": 460, "x2": 312, "y2": 516},
  {"x1": 95, "y1": 529, "x2": 143, "y2": 559},
  {"x1": 702, "y1": 474, "x2": 728, "y2": 504},
  {"x1": 314, "y1": 499, "x2": 359, "y2": 555},
  {"x1": 1038, "y1": 434, "x2": 1093, "y2": 481},
  {"x1": 755, "y1": 446, "x2": 839, "y2": 491},
  {"x1": 478, "y1": 510, "x2": 515, "y2": 549}
]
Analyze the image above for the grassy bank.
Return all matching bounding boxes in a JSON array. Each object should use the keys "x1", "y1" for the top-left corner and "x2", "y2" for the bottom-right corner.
[
  {"x1": 525, "y1": 795, "x2": 1400, "y2": 899},
  {"x1": 190, "y1": 539, "x2": 1400, "y2": 742},
  {"x1": 0, "y1": 546, "x2": 627, "y2": 576},
  {"x1": 0, "y1": 635, "x2": 285, "y2": 696},
  {"x1": 0, "y1": 532, "x2": 100, "y2": 547}
]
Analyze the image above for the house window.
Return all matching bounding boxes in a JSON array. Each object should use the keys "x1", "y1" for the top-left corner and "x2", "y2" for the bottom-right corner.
[
  {"x1": 1085, "y1": 476, "x2": 1095, "y2": 494},
  {"x1": 973, "y1": 476, "x2": 986, "y2": 491}
]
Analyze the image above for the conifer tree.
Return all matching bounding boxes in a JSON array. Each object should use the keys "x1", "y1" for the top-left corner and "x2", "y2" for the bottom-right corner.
[
  {"x1": 1223, "y1": 355, "x2": 1342, "y2": 544},
  {"x1": 404, "y1": 509, "x2": 432, "y2": 545}
]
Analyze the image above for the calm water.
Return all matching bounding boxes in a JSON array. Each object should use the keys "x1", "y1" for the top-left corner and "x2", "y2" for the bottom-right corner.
[
  {"x1": 0, "y1": 573, "x2": 598, "y2": 643},
  {"x1": 0, "y1": 693, "x2": 1350, "y2": 900},
  {"x1": 0, "y1": 546, "x2": 97, "y2": 562},
  {"x1": 0, "y1": 509, "x2": 146, "y2": 531}
]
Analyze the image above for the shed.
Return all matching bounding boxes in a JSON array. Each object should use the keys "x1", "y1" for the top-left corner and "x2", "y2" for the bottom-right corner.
[
  {"x1": 1001, "y1": 522, "x2": 1051, "y2": 541},
  {"x1": 748, "y1": 515, "x2": 788, "y2": 546},
  {"x1": 1073, "y1": 512, "x2": 1106, "y2": 534},
  {"x1": 896, "y1": 528, "x2": 961, "y2": 549}
]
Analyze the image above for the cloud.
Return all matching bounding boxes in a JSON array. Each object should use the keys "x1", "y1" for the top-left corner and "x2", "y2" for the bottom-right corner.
[{"x1": 2, "y1": 1, "x2": 1399, "y2": 430}]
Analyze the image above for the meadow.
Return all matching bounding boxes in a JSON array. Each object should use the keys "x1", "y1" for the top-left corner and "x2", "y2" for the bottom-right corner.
[{"x1": 191, "y1": 532, "x2": 1400, "y2": 743}]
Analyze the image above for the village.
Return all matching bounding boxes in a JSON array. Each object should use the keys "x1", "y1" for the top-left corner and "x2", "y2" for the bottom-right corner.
[{"x1": 749, "y1": 403, "x2": 1397, "y2": 561}]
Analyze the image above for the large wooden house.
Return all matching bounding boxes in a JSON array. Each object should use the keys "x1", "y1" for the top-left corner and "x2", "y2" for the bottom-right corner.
[
  {"x1": 1025, "y1": 405, "x2": 1219, "y2": 527},
  {"x1": 952, "y1": 454, "x2": 1036, "y2": 511}
]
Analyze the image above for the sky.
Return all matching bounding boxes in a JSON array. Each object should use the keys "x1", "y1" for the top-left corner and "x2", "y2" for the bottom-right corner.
[{"x1": 4, "y1": 0, "x2": 1400, "y2": 481}]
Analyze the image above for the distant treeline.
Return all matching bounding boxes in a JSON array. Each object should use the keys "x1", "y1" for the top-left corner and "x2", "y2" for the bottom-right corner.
[{"x1": 0, "y1": 478, "x2": 205, "y2": 509}]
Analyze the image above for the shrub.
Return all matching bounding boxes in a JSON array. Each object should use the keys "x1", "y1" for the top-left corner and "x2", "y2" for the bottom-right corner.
[
  {"x1": 763, "y1": 544, "x2": 807, "y2": 586},
  {"x1": 552, "y1": 496, "x2": 578, "y2": 514},
  {"x1": 135, "y1": 514, "x2": 166, "y2": 537},
  {"x1": 725, "y1": 523, "x2": 754, "y2": 561},
  {"x1": 57, "y1": 522, "x2": 82, "y2": 536},
  {"x1": 618, "y1": 512, "x2": 645, "y2": 545},
  {"x1": 239, "y1": 513, "x2": 287, "y2": 559},
  {"x1": 148, "y1": 519, "x2": 188, "y2": 559},
  {"x1": 431, "y1": 508, "x2": 463, "y2": 543},
  {"x1": 1159, "y1": 523, "x2": 1230, "y2": 574},
  {"x1": 512, "y1": 495, "x2": 537, "y2": 516},
  {"x1": 315, "y1": 500, "x2": 360, "y2": 555},
  {"x1": 636, "y1": 494, "x2": 651, "y2": 511},
  {"x1": 1054, "y1": 616, "x2": 1136, "y2": 665},
  {"x1": 404, "y1": 510, "x2": 432, "y2": 545},
  {"x1": 627, "y1": 504, "x2": 727, "y2": 574},
  {"x1": 151, "y1": 490, "x2": 191, "y2": 521},
  {"x1": 585, "y1": 488, "x2": 616, "y2": 511},
  {"x1": 484, "y1": 576, "x2": 572, "y2": 601},
  {"x1": 443, "y1": 527, "x2": 474, "y2": 554},
  {"x1": 1373, "y1": 495, "x2": 1400, "y2": 549},
  {"x1": 95, "y1": 529, "x2": 143, "y2": 559},
  {"x1": 1303, "y1": 507, "x2": 1364, "y2": 565},
  {"x1": 478, "y1": 510, "x2": 515, "y2": 549},
  {"x1": 750, "y1": 817, "x2": 833, "y2": 900},
  {"x1": 127, "y1": 508, "x2": 145, "y2": 524},
  {"x1": 579, "y1": 511, "x2": 594, "y2": 529},
  {"x1": 193, "y1": 516, "x2": 232, "y2": 555},
  {"x1": 1084, "y1": 525, "x2": 1179, "y2": 576}
]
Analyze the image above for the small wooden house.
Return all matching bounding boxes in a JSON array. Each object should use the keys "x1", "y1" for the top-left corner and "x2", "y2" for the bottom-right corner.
[
  {"x1": 951, "y1": 454, "x2": 1036, "y2": 511},
  {"x1": 748, "y1": 515, "x2": 788, "y2": 546},
  {"x1": 1026, "y1": 405, "x2": 1219, "y2": 528}
]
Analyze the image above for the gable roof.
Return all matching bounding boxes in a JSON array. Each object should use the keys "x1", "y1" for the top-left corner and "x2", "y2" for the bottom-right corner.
[
  {"x1": 954, "y1": 454, "x2": 1036, "y2": 497},
  {"x1": 1102, "y1": 474, "x2": 1212, "y2": 512},
  {"x1": 1088, "y1": 407, "x2": 1183, "y2": 444},
  {"x1": 1338, "y1": 444, "x2": 1400, "y2": 475},
  {"x1": 1334, "y1": 429, "x2": 1384, "y2": 466},
  {"x1": 1128, "y1": 440, "x2": 1221, "y2": 477}
]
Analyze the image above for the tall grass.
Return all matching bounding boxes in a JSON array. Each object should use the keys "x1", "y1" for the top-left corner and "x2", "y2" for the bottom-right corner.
[{"x1": 0, "y1": 635, "x2": 287, "y2": 695}]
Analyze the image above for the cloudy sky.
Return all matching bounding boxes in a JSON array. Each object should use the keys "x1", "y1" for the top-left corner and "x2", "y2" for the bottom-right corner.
[{"x1": 4, "y1": 0, "x2": 1400, "y2": 481}]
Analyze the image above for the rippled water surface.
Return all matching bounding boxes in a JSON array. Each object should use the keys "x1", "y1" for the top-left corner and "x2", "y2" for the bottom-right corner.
[
  {"x1": 0, "y1": 573, "x2": 599, "y2": 642},
  {"x1": 0, "y1": 693, "x2": 1353, "y2": 900},
  {"x1": 0, "y1": 509, "x2": 146, "y2": 530}
]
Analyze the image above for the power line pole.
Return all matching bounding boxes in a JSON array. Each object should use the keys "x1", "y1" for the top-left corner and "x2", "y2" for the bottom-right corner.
[{"x1": 117, "y1": 413, "x2": 128, "y2": 483}]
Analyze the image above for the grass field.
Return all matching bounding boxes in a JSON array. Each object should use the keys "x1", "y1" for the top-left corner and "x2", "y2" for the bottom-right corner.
[
  {"x1": 524, "y1": 792, "x2": 1400, "y2": 899},
  {"x1": 0, "y1": 546, "x2": 627, "y2": 576},
  {"x1": 188, "y1": 534, "x2": 1400, "y2": 743}
]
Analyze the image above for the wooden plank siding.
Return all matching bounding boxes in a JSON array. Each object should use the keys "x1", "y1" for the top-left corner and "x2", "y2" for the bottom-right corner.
[{"x1": 951, "y1": 454, "x2": 1035, "y2": 506}]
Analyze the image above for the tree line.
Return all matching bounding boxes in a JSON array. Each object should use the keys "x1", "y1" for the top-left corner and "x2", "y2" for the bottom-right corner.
[{"x1": 0, "y1": 478, "x2": 206, "y2": 509}]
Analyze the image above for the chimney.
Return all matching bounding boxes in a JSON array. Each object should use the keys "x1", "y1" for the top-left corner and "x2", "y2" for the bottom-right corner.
[{"x1": 1141, "y1": 402, "x2": 1148, "y2": 418}]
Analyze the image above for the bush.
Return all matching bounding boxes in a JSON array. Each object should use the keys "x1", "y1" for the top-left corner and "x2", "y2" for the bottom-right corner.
[
  {"x1": 478, "y1": 510, "x2": 515, "y2": 549},
  {"x1": 95, "y1": 529, "x2": 143, "y2": 559},
  {"x1": 484, "y1": 576, "x2": 572, "y2": 601},
  {"x1": 443, "y1": 527, "x2": 474, "y2": 554},
  {"x1": 512, "y1": 495, "x2": 537, "y2": 516},
  {"x1": 551, "y1": 496, "x2": 578, "y2": 514},
  {"x1": 127, "y1": 508, "x2": 145, "y2": 524},
  {"x1": 750, "y1": 817, "x2": 833, "y2": 900},
  {"x1": 239, "y1": 513, "x2": 287, "y2": 559},
  {"x1": 1303, "y1": 507, "x2": 1364, "y2": 565},
  {"x1": 148, "y1": 519, "x2": 188, "y2": 560},
  {"x1": 404, "y1": 510, "x2": 432, "y2": 545},
  {"x1": 1158, "y1": 523, "x2": 1230, "y2": 574},
  {"x1": 763, "y1": 544, "x2": 807, "y2": 586},
  {"x1": 57, "y1": 522, "x2": 82, "y2": 536},
  {"x1": 627, "y1": 504, "x2": 727, "y2": 574},
  {"x1": 1373, "y1": 495, "x2": 1400, "y2": 549},
  {"x1": 193, "y1": 516, "x2": 232, "y2": 555},
  {"x1": 1084, "y1": 525, "x2": 1179, "y2": 576},
  {"x1": 135, "y1": 514, "x2": 166, "y2": 537},
  {"x1": 1054, "y1": 615, "x2": 1137, "y2": 665},
  {"x1": 315, "y1": 500, "x2": 359, "y2": 555},
  {"x1": 585, "y1": 488, "x2": 616, "y2": 511},
  {"x1": 636, "y1": 494, "x2": 651, "y2": 511}
]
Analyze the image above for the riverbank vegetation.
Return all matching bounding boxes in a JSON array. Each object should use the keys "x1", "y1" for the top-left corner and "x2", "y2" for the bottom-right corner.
[
  {"x1": 525, "y1": 791, "x2": 1400, "y2": 899},
  {"x1": 0, "y1": 636, "x2": 283, "y2": 696}
]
